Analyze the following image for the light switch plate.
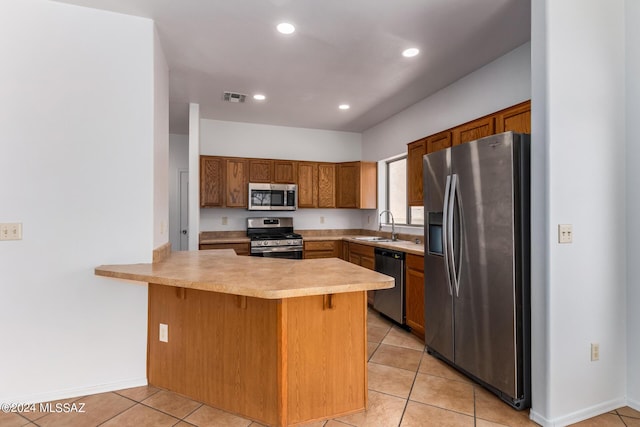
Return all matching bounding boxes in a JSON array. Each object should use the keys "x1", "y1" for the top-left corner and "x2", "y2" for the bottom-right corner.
[
  {"x1": 0, "y1": 223, "x2": 22, "y2": 241},
  {"x1": 159, "y1": 323, "x2": 168, "y2": 342},
  {"x1": 591, "y1": 343, "x2": 600, "y2": 361},
  {"x1": 558, "y1": 224, "x2": 573, "y2": 244}
]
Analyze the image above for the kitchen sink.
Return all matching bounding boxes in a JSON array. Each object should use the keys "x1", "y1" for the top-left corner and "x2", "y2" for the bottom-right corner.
[{"x1": 352, "y1": 236, "x2": 395, "y2": 242}]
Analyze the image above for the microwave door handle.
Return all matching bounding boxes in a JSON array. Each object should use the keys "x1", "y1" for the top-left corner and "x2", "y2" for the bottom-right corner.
[{"x1": 442, "y1": 175, "x2": 453, "y2": 296}]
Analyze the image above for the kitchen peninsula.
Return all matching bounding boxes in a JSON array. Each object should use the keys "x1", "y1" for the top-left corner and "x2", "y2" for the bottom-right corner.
[{"x1": 95, "y1": 250, "x2": 393, "y2": 426}]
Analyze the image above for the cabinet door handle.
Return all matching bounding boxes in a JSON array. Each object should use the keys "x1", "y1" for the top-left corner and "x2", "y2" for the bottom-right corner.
[
  {"x1": 323, "y1": 294, "x2": 335, "y2": 310},
  {"x1": 237, "y1": 295, "x2": 247, "y2": 309}
]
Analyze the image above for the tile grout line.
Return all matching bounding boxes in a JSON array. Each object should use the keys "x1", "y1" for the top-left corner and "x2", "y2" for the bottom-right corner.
[
  {"x1": 396, "y1": 346, "x2": 426, "y2": 427},
  {"x1": 20, "y1": 394, "x2": 88, "y2": 426},
  {"x1": 95, "y1": 393, "x2": 142, "y2": 426},
  {"x1": 473, "y1": 383, "x2": 477, "y2": 427},
  {"x1": 135, "y1": 398, "x2": 199, "y2": 424},
  {"x1": 179, "y1": 401, "x2": 204, "y2": 421}
]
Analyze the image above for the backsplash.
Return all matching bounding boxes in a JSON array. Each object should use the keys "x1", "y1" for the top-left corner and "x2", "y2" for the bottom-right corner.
[{"x1": 200, "y1": 208, "x2": 375, "y2": 232}]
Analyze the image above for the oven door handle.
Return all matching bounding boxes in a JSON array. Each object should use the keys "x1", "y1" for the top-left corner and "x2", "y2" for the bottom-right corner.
[{"x1": 251, "y1": 246, "x2": 303, "y2": 253}]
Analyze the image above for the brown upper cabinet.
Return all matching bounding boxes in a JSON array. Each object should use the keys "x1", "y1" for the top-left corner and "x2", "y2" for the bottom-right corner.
[
  {"x1": 201, "y1": 156, "x2": 370, "y2": 209},
  {"x1": 297, "y1": 162, "x2": 336, "y2": 209},
  {"x1": 248, "y1": 159, "x2": 273, "y2": 183},
  {"x1": 407, "y1": 131, "x2": 452, "y2": 206},
  {"x1": 200, "y1": 156, "x2": 224, "y2": 207},
  {"x1": 407, "y1": 138, "x2": 426, "y2": 206},
  {"x1": 405, "y1": 101, "x2": 530, "y2": 206},
  {"x1": 495, "y1": 100, "x2": 531, "y2": 134},
  {"x1": 452, "y1": 116, "x2": 495, "y2": 146},
  {"x1": 225, "y1": 158, "x2": 248, "y2": 208},
  {"x1": 318, "y1": 163, "x2": 336, "y2": 208},
  {"x1": 336, "y1": 162, "x2": 377, "y2": 209},
  {"x1": 297, "y1": 161, "x2": 319, "y2": 208},
  {"x1": 273, "y1": 160, "x2": 297, "y2": 184},
  {"x1": 426, "y1": 130, "x2": 452, "y2": 154}
]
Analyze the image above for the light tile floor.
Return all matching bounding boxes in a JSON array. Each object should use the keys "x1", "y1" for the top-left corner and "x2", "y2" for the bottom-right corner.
[{"x1": 2, "y1": 309, "x2": 639, "y2": 426}]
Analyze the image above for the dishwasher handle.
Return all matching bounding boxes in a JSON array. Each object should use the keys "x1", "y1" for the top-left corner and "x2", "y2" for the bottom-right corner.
[{"x1": 374, "y1": 247, "x2": 405, "y2": 260}]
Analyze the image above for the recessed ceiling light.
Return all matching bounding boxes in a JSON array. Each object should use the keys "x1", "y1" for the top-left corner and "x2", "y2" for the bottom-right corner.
[
  {"x1": 277, "y1": 22, "x2": 295, "y2": 35},
  {"x1": 338, "y1": 104, "x2": 350, "y2": 110},
  {"x1": 402, "y1": 48, "x2": 420, "y2": 58},
  {"x1": 253, "y1": 94, "x2": 266, "y2": 101}
]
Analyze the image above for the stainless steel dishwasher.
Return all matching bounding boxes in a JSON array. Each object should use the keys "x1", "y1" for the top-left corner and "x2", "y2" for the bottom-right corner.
[{"x1": 373, "y1": 247, "x2": 405, "y2": 325}]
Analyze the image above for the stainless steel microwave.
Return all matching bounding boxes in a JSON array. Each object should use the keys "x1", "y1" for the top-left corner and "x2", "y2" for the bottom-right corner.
[{"x1": 248, "y1": 183, "x2": 297, "y2": 211}]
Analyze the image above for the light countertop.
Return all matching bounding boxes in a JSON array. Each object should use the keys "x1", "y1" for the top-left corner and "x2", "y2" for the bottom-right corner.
[
  {"x1": 95, "y1": 249, "x2": 394, "y2": 299},
  {"x1": 200, "y1": 232, "x2": 425, "y2": 256},
  {"x1": 340, "y1": 236, "x2": 424, "y2": 256}
]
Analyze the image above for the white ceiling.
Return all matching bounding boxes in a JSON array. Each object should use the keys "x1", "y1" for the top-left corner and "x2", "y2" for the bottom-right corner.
[{"x1": 53, "y1": 0, "x2": 530, "y2": 134}]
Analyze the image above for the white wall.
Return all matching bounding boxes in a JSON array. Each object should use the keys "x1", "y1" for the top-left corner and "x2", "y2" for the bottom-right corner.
[
  {"x1": 361, "y1": 42, "x2": 531, "y2": 237},
  {"x1": 201, "y1": 209, "x2": 367, "y2": 232},
  {"x1": 153, "y1": 27, "x2": 170, "y2": 247},
  {"x1": 200, "y1": 119, "x2": 361, "y2": 161},
  {"x1": 530, "y1": 1, "x2": 627, "y2": 425},
  {"x1": 529, "y1": 0, "x2": 551, "y2": 422},
  {"x1": 199, "y1": 119, "x2": 366, "y2": 231},
  {"x1": 362, "y1": 42, "x2": 531, "y2": 162},
  {"x1": 0, "y1": 0, "x2": 156, "y2": 402},
  {"x1": 626, "y1": 0, "x2": 640, "y2": 408},
  {"x1": 169, "y1": 134, "x2": 189, "y2": 250},
  {"x1": 188, "y1": 103, "x2": 201, "y2": 250}
]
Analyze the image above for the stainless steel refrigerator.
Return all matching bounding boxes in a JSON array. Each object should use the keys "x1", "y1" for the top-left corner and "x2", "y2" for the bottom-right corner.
[{"x1": 423, "y1": 131, "x2": 530, "y2": 409}]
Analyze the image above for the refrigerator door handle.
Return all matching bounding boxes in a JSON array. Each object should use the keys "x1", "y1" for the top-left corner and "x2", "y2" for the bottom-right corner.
[
  {"x1": 442, "y1": 175, "x2": 454, "y2": 296},
  {"x1": 447, "y1": 174, "x2": 460, "y2": 297}
]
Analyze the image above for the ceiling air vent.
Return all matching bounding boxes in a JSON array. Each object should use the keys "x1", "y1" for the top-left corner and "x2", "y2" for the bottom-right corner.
[{"x1": 223, "y1": 91, "x2": 247, "y2": 103}]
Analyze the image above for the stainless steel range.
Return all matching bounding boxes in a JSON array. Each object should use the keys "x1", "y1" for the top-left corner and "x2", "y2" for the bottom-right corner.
[{"x1": 247, "y1": 217, "x2": 303, "y2": 259}]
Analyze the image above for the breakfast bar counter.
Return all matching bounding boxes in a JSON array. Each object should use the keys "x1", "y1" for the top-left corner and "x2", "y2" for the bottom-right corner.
[{"x1": 95, "y1": 250, "x2": 393, "y2": 427}]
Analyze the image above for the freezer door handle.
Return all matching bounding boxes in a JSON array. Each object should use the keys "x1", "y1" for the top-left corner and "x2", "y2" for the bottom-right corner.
[
  {"x1": 442, "y1": 175, "x2": 453, "y2": 296},
  {"x1": 449, "y1": 174, "x2": 461, "y2": 297}
]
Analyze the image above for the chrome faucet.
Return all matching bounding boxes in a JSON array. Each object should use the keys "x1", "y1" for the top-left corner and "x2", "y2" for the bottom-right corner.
[{"x1": 378, "y1": 210, "x2": 398, "y2": 241}]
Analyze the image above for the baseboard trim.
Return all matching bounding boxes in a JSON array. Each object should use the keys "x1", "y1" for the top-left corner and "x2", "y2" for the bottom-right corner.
[
  {"x1": 531, "y1": 397, "x2": 626, "y2": 427},
  {"x1": 4, "y1": 377, "x2": 148, "y2": 405},
  {"x1": 627, "y1": 397, "x2": 640, "y2": 412}
]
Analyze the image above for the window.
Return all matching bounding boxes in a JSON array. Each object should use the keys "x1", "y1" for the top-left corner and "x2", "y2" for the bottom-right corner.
[
  {"x1": 386, "y1": 157, "x2": 407, "y2": 224},
  {"x1": 385, "y1": 156, "x2": 424, "y2": 226}
]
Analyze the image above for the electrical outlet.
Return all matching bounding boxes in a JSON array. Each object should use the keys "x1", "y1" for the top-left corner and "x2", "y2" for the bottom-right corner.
[
  {"x1": 591, "y1": 343, "x2": 599, "y2": 361},
  {"x1": 0, "y1": 223, "x2": 22, "y2": 241},
  {"x1": 558, "y1": 224, "x2": 573, "y2": 244},
  {"x1": 159, "y1": 323, "x2": 168, "y2": 343},
  {"x1": 222, "y1": 216, "x2": 228, "y2": 225}
]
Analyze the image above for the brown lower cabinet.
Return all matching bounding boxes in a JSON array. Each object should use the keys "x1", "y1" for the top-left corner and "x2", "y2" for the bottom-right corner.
[
  {"x1": 405, "y1": 253, "x2": 425, "y2": 339},
  {"x1": 148, "y1": 283, "x2": 367, "y2": 426},
  {"x1": 303, "y1": 240, "x2": 340, "y2": 259},
  {"x1": 346, "y1": 242, "x2": 376, "y2": 305},
  {"x1": 199, "y1": 242, "x2": 250, "y2": 256},
  {"x1": 347, "y1": 242, "x2": 375, "y2": 269}
]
